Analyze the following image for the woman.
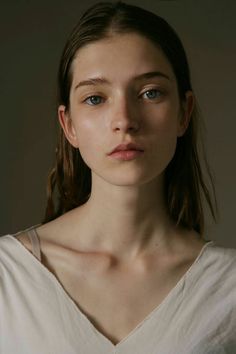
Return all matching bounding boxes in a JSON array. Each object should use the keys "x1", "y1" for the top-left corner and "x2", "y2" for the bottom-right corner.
[{"x1": 0, "y1": 2, "x2": 235, "y2": 353}]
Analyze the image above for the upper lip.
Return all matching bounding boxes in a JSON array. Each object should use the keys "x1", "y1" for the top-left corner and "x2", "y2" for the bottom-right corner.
[{"x1": 108, "y1": 142, "x2": 144, "y2": 154}]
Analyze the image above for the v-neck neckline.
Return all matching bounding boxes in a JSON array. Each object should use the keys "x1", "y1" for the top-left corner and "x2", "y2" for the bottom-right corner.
[{"x1": 7, "y1": 234, "x2": 214, "y2": 349}]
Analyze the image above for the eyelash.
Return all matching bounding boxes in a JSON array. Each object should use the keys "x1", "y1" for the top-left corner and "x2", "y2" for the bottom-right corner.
[
  {"x1": 140, "y1": 88, "x2": 163, "y2": 100},
  {"x1": 84, "y1": 95, "x2": 105, "y2": 106},
  {"x1": 83, "y1": 88, "x2": 164, "y2": 106}
]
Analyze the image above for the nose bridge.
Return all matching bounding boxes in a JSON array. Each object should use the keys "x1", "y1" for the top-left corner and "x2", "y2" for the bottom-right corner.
[{"x1": 111, "y1": 91, "x2": 140, "y2": 132}]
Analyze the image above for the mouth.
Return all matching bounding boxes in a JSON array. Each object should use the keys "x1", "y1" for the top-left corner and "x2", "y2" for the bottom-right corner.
[
  {"x1": 108, "y1": 149, "x2": 144, "y2": 161},
  {"x1": 108, "y1": 142, "x2": 144, "y2": 155}
]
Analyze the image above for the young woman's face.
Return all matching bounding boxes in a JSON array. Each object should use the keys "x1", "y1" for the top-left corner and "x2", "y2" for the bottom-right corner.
[{"x1": 59, "y1": 33, "x2": 193, "y2": 187}]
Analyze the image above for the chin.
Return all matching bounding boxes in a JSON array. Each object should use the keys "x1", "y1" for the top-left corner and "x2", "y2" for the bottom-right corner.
[{"x1": 93, "y1": 168, "x2": 164, "y2": 188}]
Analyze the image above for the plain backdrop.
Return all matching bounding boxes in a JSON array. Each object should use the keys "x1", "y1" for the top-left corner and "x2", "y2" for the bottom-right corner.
[{"x1": 0, "y1": 0, "x2": 235, "y2": 248}]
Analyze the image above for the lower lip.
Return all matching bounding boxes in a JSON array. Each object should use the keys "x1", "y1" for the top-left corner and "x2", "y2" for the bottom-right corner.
[{"x1": 108, "y1": 150, "x2": 144, "y2": 160}]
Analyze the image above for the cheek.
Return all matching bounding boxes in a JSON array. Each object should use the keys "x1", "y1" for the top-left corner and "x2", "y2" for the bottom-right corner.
[
  {"x1": 150, "y1": 130, "x2": 177, "y2": 164},
  {"x1": 73, "y1": 120, "x2": 104, "y2": 166},
  {"x1": 147, "y1": 104, "x2": 180, "y2": 161},
  {"x1": 148, "y1": 101, "x2": 180, "y2": 138}
]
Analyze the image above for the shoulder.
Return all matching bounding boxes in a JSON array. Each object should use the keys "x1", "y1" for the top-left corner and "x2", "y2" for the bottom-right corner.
[
  {"x1": 1, "y1": 229, "x2": 36, "y2": 256},
  {"x1": 187, "y1": 243, "x2": 236, "y2": 293},
  {"x1": 0, "y1": 234, "x2": 22, "y2": 283},
  {"x1": 203, "y1": 243, "x2": 236, "y2": 276},
  {"x1": 191, "y1": 243, "x2": 236, "y2": 299},
  {"x1": 207, "y1": 243, "x2": 236, "y2": 267},
  {"x1": 0, "y1": 225, "x2": 41, "y2": 272},
  {"x1": 184, "y1": 243, "x2": 236, "y2": 336},
  {"x1": 210, "y1": 244, "x2": 236, "y2": 284},
  {"x1": 14, "y1": 231, "x2": 34, "y2": 254}
]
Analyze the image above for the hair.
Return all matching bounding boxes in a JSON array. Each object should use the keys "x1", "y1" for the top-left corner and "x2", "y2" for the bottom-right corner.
[{"x1": 43, "y1": 1, "x2": 218, "y2": 235}]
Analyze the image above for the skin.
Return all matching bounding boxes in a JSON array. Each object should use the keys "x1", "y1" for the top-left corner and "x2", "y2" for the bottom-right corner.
[
  {"x1": 17, "y1": 33, "x2": 207, "y2": 344},
  {"x1": 57, "y1": 32, "x2": 200, "y2": 261}
]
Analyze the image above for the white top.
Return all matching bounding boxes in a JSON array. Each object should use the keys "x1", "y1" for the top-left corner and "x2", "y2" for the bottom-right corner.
[{"x1": 0, "y1": 226, "x2": 236, "y2": 354}]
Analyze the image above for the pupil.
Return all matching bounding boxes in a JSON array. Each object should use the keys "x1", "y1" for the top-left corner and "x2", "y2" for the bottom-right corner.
[
  {"x1": 92, "y1": 96, "x2": 100, "y2": 104},
  {"x1": 147, "y1": 90, "x2": 156, "y2": 98}
]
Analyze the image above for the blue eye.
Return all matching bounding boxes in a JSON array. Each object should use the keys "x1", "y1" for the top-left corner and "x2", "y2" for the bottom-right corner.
[
  {"x1": 85, "y1": 95, "x2": 103, "y2": 105},
  {"x1": 143, "y1": 89, "x2": 162, "y2": 100}
]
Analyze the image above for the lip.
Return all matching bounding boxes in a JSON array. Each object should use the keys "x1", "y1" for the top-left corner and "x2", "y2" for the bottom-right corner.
[
  {"x1": 108, "y1": 142, "x2": 144, "y2": 155},
  {"x1": 108, "y1": 150, "x2": 144, "y2": 161}
]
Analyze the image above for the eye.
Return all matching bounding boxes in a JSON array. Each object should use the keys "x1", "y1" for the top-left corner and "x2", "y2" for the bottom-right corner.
[
  {"x1": 142, "y1": 89, "x2": 162, "y2": 100},
  {"x1": 84, "y1": 95, "x2": 104, "y2": 106}
]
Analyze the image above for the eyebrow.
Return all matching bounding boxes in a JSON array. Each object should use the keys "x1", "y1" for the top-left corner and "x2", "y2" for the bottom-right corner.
[{"x1": 74, "y1": 71, "x2": 171, "y2": 90}]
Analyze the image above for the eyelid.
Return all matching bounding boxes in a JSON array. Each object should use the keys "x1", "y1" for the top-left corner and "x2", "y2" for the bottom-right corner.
[
  {"x1": 140, "y1": 85, "x2": 165, "y2": 94},
  {"x1": 82, "y1": 92, "x2": 104, "y2": 100}
]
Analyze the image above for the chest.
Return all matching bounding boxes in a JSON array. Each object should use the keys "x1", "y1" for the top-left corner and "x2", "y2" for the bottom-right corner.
[{"x1": 43, "y1": 250, "x2": 192, "y2": 345}]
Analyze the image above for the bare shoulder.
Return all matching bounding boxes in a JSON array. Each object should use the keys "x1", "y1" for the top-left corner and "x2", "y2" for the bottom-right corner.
[{"x1": 35, "y1": 206, "x2": 87, "y2": 248}]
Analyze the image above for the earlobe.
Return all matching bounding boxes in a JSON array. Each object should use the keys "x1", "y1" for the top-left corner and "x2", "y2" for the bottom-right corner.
[
  {"x1": 177, "y1": 91, "x2": 195, "y2": 137},
  {"x1": 58, "y1": 105, "x2": 79, "y2": 148}
]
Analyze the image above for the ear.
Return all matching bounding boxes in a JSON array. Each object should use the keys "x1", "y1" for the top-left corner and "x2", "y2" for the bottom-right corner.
[
  {"x1": 58, "y1": 105, "x2": 79, "y2": 148},
  {"x1": 177, "y1": 91, "x2": 195, "y2": 137}
]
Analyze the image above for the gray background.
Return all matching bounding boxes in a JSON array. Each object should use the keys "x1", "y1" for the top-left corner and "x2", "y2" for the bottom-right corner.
[{"x1": 0, "y1": 0, "x2": 235, "y2": 248}]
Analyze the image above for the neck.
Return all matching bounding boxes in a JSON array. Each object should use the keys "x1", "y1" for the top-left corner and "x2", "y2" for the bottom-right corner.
[{"x1": 70, "y1": 173, "x2": 177, "y2": 261}]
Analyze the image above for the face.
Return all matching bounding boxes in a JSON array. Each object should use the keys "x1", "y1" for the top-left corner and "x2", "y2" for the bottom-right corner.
[{"x1": 59, "y1": 33, "x2": 194, "y2": 187}]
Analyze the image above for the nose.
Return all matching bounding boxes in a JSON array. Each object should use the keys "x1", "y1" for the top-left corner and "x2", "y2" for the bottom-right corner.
[{"x1": 110, "y1": 96, "x2": 140, "y2": 133}]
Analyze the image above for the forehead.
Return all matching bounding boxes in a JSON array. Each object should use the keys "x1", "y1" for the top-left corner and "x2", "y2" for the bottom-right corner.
[{"x1": 71, "y1": 33, "x2": 175, "y2": 87}]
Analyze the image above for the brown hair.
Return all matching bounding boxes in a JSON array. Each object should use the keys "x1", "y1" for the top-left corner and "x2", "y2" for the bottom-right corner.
[{"x1": 43, "y1": 1, "x2": 218, "y2": 235}]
